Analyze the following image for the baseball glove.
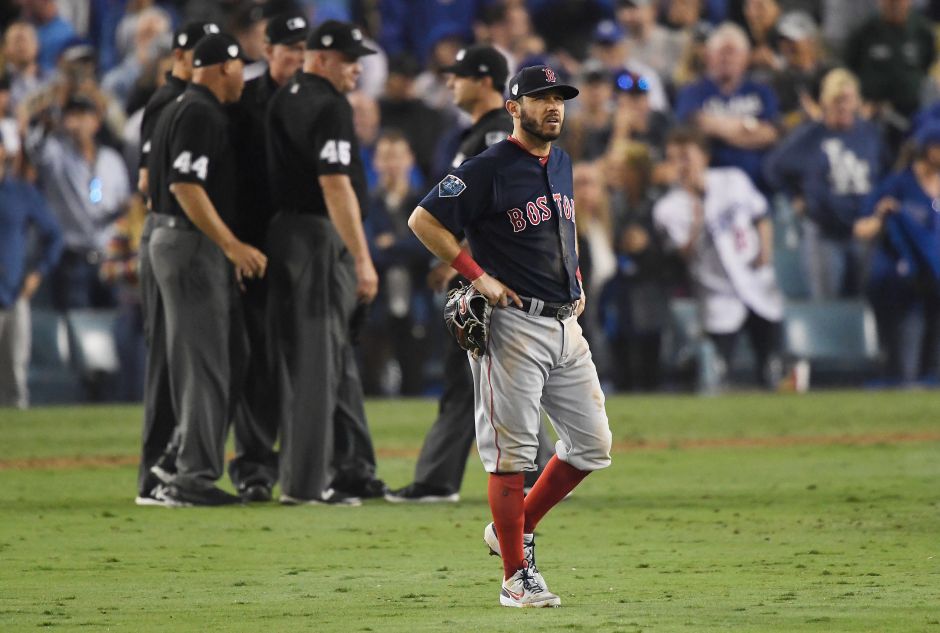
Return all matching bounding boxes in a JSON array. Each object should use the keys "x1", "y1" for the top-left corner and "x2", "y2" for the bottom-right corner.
[{"x1": 443, "y1": 283, "x2": 491, "y2": 359}]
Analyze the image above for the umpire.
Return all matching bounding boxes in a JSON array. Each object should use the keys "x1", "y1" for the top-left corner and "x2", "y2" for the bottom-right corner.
[
  {"x1": 265, "y1": 20, "x2": 383, "y2": 506},
  {"x1": 147, "y1": 33, "x2": 267, "y2": 506},
  {"x1": 135, "y1": 20, "x2": 219, "y2": 504},
  {"x1": 386, "y1": 45, "x2": 555, "y2": 504},
  {"x1": 226, "y1": 12, "x2": 309, "y2": 503}
]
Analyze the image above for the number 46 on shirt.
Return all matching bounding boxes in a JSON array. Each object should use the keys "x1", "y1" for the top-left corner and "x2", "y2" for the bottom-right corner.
[{"x1": 173, "y1": 151, "x2": 209, "y2": 181}]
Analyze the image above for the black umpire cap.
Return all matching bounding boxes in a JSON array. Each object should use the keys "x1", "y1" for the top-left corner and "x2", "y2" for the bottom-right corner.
[
  {"x1": 507, "y1": 64, "x2": 579, "y2": 100},
  {"x1": 442, "y1": 45, "x2": 509, "y2": 92},
  {"x1": 266, "y1": 13, "x2": 310, "y2": 45},
  {"x1": 192, "y1": 33, "x2": 250, "y2": 68},
  {"x1": 306, "y1": 20, "x2": 377, "y2": 57},
  {"x1": 172, "y1": 21, "x2": 221, "y2": 51}
]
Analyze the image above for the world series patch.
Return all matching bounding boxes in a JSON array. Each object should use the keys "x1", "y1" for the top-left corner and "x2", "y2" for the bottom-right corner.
[{"x1": 439, "y1": 174, "x2": 467, "y2": 197}]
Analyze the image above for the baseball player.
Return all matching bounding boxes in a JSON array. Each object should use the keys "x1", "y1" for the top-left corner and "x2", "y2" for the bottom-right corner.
[
  {"x1": 226, "y1": 12, "x2": 309, "y2": 503},
  {"x1": 386, "y1": 45, "x2": 555, "y2": 505},
  {"x1": 409, "y1": 65, "x2": 613, "y2": 607},
  {"x1": 146, "y1": 33, "x2": 266, "y2": 506},
  {"x1": 135, "y1": 20, "x2": 219, "y2": 505},
  {"x1": 653, "y1": 127, "x2": 785, "y2": 387}
]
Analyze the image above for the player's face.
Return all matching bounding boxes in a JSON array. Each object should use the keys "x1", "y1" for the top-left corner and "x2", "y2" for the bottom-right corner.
[
  {"x1": 519, "y1": 91, "x2": 565, "y2": 142},
  {"x1": 332, "y1": 53, "x2": 363, "y2": 93},
  {"x1": 666, "y1": 141, "x2": 708, "y2": 184},
  {"x1": 221, "y1": 58, "x2": 246, "y2": 102}
]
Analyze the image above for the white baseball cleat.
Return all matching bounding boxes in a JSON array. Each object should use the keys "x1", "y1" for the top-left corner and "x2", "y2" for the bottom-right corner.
[
  {"x1": 500, "y1": 564, "x2": 560, "y2": 608},
  {"x1": 484, "y1": 522, "x2": 550, "y2": 590}
]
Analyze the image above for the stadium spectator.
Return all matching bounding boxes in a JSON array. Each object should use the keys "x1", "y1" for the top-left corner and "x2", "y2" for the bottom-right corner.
[
  {"x1": 599, "y1": 142, "x2": 674, "y2": 391},
  {"x1": 379, "y1": 54, "x2": 446, "y2": 182},
  {"x1": 101, "y1": 6, "x2": 171, "y2": 109},
  {"x1": 473, "y1": 2, "x2": 542, "y2": 74},
  {"x1": 413, "y1": 29, "x2": 469, "y2": 115},
  {"x1": 854, "y1": 122, "x2": 940, "y2": 385},
  {"x1": 560, "y1": 61, "x2": 614, "y2": 162},
  {"x1": 24, "y1": 95, "x2": 131, "y2": 310},
  {"x1": 19, "y1": 0, "x2": 78, "y2": 72},
  {"x1": 844, "y1": 0, "x2": 935, "y2": 122},
  {"x1": 0, "y1": 76, "x2": 21, "y2": 172},
  {"x1": 654, "y1": 127, "x2": 785, "y2": 388},
  {"x1": 362, "y1": 131, "x2": 431, "y2": 395},
  {"x1": 589, "y1": 19, "x2": 670, "y2": 112},
  {"x1": 742, "y1": 0, "x2": 783, "y2": 76},
  {"x1": 609, "y1": 69, "x2": 672, "y2": 163},
  {"x1": 765, "y1": 68, "x2": 885, "y2": 299},
  {"x1": 99, "y1": 195, "x2": 146, "y2": 401},
  {"x1": 0, "y1": 138, "x2": 63, "y2": 408},
  {"x1": 615, "y1": 0, "x2": 688, "y2": 85},
  {"x1": 3, "y1": 21, "x2": 47, "y2": 108},
  {"x1": 771, "y1": 11, "x2": 832, "y2": 129},
  {"x1": 675, "y1": 22, "x2": 780, "y2": 191},
  {"x1": 378, "y1": 0, "x2": 483, "y2": 65},
  {"x1": 672, "y1": 21, "x2": 713, "y2": 89}
]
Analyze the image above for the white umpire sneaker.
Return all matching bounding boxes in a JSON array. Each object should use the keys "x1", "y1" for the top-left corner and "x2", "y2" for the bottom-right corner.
[
  {"x1": 500, "y1": 564, "x2": 560, "y2": 608},
  {"x1": 484, "y1": 522, "x2": 553, "y2": 592},
  {"x1": 279, "y1": 488, "x2": 362, "y2": 507}
]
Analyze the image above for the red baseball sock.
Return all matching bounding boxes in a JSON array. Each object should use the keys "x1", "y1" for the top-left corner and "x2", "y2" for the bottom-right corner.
[
  {"x1": 488, "y1": 473, "x2": 526, "y2": 579},
  {"x1": 524, "y1": 456, "x2": 589, "y2": 533}
]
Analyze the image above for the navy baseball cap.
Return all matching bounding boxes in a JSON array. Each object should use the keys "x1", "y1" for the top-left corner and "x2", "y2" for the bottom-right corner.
[
  {"x1": 192, "y1": 33, "x2": 250, "y2": 68},
  {"x1": 914, "y1": 120, "x2": 940, "y2": 149},
  {"x1": 172, "y1": 21, "x2": 220, "y2": 51},
  {"x1": 508, "y1": 65, "x2": 579, "y2": 100},
  {"x1": 307, "y1": 20, "x2": 376, "y2": 58},
  {"x1": 265, "y1": 13, "x2": 309, "y2": 46},
  {"x1": 593, "y1": 19, "x2": 625, "y2": 45},
  {"x1": 442, "y1": 45, "x2": 509, "y2": 91}
]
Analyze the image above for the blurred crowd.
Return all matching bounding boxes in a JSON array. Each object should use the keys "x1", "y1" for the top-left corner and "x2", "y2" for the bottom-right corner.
[{"x1": 3, "y1": 0, "x2": 940, "y2": 409}]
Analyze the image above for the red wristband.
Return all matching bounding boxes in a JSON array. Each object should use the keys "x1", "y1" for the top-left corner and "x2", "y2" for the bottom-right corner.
[
  {"x1": 451, "y1": 250, "x2": 484, "y2": 281},
  {"x1": 576, "y1": 267, "x2": 582, "y2": 283}
]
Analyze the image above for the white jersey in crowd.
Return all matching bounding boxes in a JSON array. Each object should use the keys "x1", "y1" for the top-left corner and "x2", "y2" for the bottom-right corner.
[{"x1": 653, "y1": 167, "x2": 784, "y2": 333}]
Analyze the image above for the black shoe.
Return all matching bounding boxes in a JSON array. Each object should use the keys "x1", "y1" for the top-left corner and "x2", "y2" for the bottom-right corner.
[
  {"x1": 344, "y1": 478, "x2": 389, "y2": 499},
  {"x1": 239, "y1": 483, "x2": 273, "y2": 503},
  {"x1": 279, "y1": 488, "x2": 362, "y2": 507},
  {"x1": 384, "y1": 482, "x2": 459, "y2": 504},
  {"x1": 162, "y1": 485, "x2": 242, "y2": 507},
  {"x1": 134, "y1": 483, "x2": 170, "y2": 507}
]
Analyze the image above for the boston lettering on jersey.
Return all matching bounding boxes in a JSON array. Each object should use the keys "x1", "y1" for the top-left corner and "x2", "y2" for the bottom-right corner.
[{"x1": 420, "y1": 137, "x2": 580, "y2": 303}]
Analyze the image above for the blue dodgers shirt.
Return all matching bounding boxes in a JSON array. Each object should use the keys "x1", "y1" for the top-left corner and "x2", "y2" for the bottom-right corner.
[
  {"x1": 862, "y1": 168, "x2": 940, "y2": 286},
  {"x1": 675, "y1": 77, "x2": 779, "y2": 189},
  {"x1": 764, "y1": 118, "x2": 886, "y2": 238},
  {"x1": 419, "y1": 137, "x2": 581, "y2": 304}
]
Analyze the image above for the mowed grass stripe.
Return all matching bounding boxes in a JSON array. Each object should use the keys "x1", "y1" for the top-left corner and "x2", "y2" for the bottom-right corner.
[{"x1": 2, "y1": 430, "x2": 940, "y2": 471}]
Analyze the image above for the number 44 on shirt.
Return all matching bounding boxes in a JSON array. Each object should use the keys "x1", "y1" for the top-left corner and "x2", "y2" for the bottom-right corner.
[{"x1": 173, "y1": 151, "x2": 209, "y2": 181}]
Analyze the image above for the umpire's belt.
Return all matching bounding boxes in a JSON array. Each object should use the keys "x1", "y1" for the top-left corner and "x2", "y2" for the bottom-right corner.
[
  {"x1": 150, "y1": 213, "x2": 197, "y2": 231},
  {"x1": 515, "y1": 296, "x2": 576, "y2": 321}
]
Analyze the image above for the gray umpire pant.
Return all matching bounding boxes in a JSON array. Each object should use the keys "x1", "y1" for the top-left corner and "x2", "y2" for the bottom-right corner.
[
  {"x1": 266, "y1": 212, "x2": 377, "y2": 500},
  {"x1": 228, "y1": 273, "x2": 279, "y2": 491},
  {"x1": 150, "y1": 216, "x2": 246, "y2": 491},
  {"x1": 412, "y1": 327, "x2": 555, "y2": 493},
  {"x1": 136, "y1": 213, "x2": 179, "y2": 495}
]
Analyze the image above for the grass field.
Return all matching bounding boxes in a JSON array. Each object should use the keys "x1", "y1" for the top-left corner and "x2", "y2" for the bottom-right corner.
[{"x1": 1, "y1": 392, "x2": 939, "y2": 632}]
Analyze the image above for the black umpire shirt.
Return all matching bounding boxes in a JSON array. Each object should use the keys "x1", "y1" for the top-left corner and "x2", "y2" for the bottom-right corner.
[
  {"x1": 147, "y1": 84, "x2": 237, "y2": 226},
  {"x1": 228, "y1": 71, "x2": 279, "y2": 245},
  {"x1": 266, "y1": 72, "x2": 367, "y2": 217},
  {"x1": 139, "y1": 73, "x2": 188, "y2": 171},
  {"x1": 450, "y1": 107, "x2": 512, "y2": 169}
]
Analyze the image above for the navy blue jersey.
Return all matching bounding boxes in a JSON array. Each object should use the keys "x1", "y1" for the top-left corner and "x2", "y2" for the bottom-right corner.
[{"x1": 419, "y1": 138, "x2": 580, "y2": 303}]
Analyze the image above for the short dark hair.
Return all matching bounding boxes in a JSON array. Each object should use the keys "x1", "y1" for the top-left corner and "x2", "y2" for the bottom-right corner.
[
  {"x1": 666, "y1": 126, "x2": 710, "y2": 154},
  {"x1": 376, "y1": 128, "x2": 413, "y2": 151}
]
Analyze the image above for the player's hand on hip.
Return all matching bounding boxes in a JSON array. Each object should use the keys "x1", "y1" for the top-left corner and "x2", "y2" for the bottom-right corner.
[
  {"x1": 355, "y1": 256, "x2": 379, "y2": 303},
  {"x1": 226, "y1": 241, "x2": 267, "y2": 286},
  {"x1": 576, "y1": 289, "x2": 586, "y2": 317},
  {"x1": 472, "y1": 272, "x2": 522, "y2": 308}
]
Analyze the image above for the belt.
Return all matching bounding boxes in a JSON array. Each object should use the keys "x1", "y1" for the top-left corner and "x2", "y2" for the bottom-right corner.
[
  {"x1": 514, "y1": 296, "x2": 577, "y2": 321},
  {"x1": 150, "y1": 213, "x2": 196, "y2": 231}
]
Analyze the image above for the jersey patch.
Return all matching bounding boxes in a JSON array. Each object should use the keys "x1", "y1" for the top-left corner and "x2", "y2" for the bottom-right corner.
[
  {"x1": 439, "y1": 174, "x2": 467, "y2": 198},
  {"x1": 485, "y1": 131, "x2": 507, "y2": 147}
]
